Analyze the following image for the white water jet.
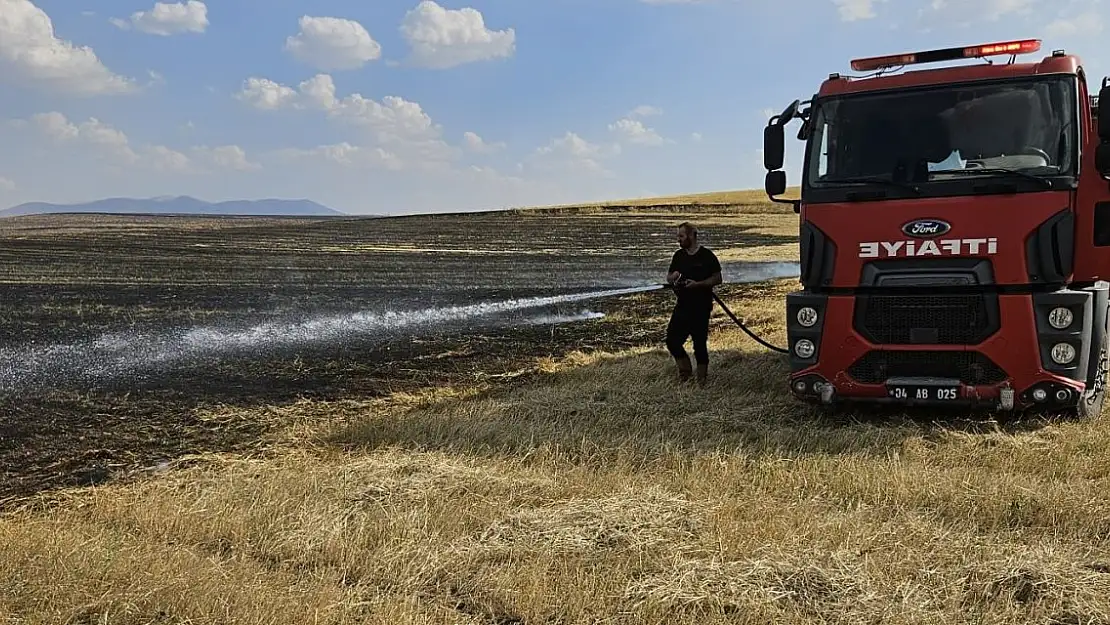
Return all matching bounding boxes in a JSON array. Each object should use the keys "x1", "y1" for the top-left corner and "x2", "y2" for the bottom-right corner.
[
  {"x1": 522, "y1": 310, "x2": 606, "y2": 325},
  {"x1": 0, "y1": 283, "x2": 659, "y2": 391},
  {"x1": 0, "y1": 260, "x2": 802, "y2": 393}
]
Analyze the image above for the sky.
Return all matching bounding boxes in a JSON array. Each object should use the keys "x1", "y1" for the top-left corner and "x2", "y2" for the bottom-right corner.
[{"x1": 0, "y1": 0, "x2": 1106, "y2": 215}]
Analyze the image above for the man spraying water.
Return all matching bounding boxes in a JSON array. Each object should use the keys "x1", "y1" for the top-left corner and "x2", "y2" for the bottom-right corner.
[{"x1": 665, "y1": 222, "x2": 722, "y2": 386}]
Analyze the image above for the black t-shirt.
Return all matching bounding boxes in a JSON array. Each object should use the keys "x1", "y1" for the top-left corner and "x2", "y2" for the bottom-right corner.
[{"x1": 669, "y1": 246, "x2": 721, "y2": 305}]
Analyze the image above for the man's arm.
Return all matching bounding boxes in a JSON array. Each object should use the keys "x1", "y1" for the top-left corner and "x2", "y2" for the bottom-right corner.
[{"x1": 690, "y1": 271, "x2": 722, "y2": 289}]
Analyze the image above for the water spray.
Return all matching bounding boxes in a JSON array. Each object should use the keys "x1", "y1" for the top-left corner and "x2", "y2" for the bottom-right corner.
[
  {"x1": 0, "y1": 261, "x2": 797, "y2": 393},
  {"x1": 0, "y1": 283, "x2": 662, "y2": 392}
]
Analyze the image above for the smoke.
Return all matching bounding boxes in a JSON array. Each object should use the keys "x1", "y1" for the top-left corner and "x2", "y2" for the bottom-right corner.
[
  {"x1": 728, "y1": 261, "x2": 799, "y2": 282},
  {"x1": 590, "y1": 261, "x2": 798, "y2": 293}
]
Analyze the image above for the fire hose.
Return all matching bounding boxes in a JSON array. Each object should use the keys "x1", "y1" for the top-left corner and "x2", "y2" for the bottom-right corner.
[{"x1": 661, "y1": 282, "x2": 789, "y2": 354}]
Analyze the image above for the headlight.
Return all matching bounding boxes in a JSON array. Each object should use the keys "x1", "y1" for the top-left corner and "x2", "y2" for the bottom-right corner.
[
  {"x1": 797, "y1": 306, "x2": 818, "y2": 327},
  {"x1": 794, "y1": 338, "x2": 815, "y2": 359},
  {"x1": 1051, "y1": 342, "x2": 1076, "y2": 365},
  {"x1": 1048, "y1": 307, "x2": 1073, "y2": 330}
]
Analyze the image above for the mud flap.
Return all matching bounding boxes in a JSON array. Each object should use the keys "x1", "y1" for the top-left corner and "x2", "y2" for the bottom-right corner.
[{"x1": 1079, "y1": 283, "x2": 1110, "y2": 418}]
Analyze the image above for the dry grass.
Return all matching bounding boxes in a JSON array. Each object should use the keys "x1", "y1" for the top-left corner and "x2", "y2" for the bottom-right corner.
[
  {"x1": 535, "y1": 187, "x2": 801, "y2": 209},
  {"x1": 4, "y1": 190, "x2": 1109, "y2": 624},
  {"x1": 711, "y1": 211, "x2": 798, "y2": 261},
  {"x1": 521, "y1": 190, "x2": 803, "y2": 261},
  {"x1": 4, "y1": 274, "x2": 1110, "y2": 624}
]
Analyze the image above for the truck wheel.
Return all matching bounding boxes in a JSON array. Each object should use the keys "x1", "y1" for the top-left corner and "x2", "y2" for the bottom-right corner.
[{"x1": 1079, "y1": 332, "x2": 1110, "y2": 420}]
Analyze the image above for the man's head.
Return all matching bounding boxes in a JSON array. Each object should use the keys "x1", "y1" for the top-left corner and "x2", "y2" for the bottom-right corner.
[{"x1": 677, "y1": 222, "x2": 698, "y2": 250}]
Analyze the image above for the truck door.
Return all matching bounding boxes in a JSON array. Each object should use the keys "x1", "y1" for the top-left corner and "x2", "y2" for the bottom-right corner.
[{"x1": 1072, "y1": 76, "x2": 1110, "y2": 280}]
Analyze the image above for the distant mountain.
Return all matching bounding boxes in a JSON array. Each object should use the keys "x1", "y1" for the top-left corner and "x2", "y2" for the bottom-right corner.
[{"x1": 0, "y1": 196, "x2": 346, "y2": 217}]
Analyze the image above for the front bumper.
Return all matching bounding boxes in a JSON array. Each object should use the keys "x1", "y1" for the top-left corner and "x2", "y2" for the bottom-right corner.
[{"x1": 785, "y1": 288, "x2": 1098, "y2": 411}]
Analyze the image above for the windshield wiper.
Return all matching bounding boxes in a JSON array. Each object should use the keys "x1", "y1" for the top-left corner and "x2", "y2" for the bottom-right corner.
[
  {"x1": 822, "y1": 176, "x2": 922, "y2": 195},
  {"x1": 939, "y1": 167, "x2": 1054, "y2": 189}
]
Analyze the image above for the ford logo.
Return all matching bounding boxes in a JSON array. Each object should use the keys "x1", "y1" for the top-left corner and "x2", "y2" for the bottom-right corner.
[{"x1": 902, "y1": 219, "x2": 951, "y2": 238}]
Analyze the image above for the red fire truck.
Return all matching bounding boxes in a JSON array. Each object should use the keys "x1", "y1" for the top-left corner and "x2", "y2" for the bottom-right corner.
[{"x1": 763, "y1": 39, "x2": 1110, "y2": 415}]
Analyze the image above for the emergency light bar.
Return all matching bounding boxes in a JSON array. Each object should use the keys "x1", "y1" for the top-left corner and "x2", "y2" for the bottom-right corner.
[{"x1": 850, "y1": 38, "x2": 1042, "y2": 72}]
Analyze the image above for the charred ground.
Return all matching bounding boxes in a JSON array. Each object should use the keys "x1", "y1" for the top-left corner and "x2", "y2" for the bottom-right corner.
[{"x1": 0, "y1": 203, "x2": 796, "y2": 504}]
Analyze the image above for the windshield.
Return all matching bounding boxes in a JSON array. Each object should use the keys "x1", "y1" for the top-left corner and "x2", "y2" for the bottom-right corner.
[{"x1": 804, "y1": 76, "x2": 1078, "y2": 200}]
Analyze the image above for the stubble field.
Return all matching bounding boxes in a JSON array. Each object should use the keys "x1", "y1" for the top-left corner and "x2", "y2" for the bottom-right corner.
[{"x1": 3, "y1": 190, "x2": 1110, "y2": 624}]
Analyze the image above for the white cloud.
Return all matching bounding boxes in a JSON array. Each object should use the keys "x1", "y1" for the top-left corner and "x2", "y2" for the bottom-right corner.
[
  {"x1": 145, "y1": 145, "x2": 192, "y2": 172},
  {"x1": 530, "y1": 131, "x2": 620, "y2": 177},
  {"x1": 23, "y1": 111, "x2": 257, "y2": 175},
  {"x1": 191, "y1": 145, "x2": 261, "y2": 172},
  {"x1": 237, "y1": 74, "x2": 438, "y2": 139},
  {"x1": 464, "y1": 164, "x2": 525, "y2": 186},
  {"x1": 463, "y1": 131, "x2": 506, "y2": 153},
  {"x1": 270, "y1": 143, "x2": 404, "y2": 172},
  {"x1": 978, "y1": 0, "x2": 1035, "y2": 17},
  {"x1": 235, "y1": 73, "x2": 459, "y2": 169},
  {"x1": 608, "y1": 118, "x2": 668, "y2": 146},
  {"x1": 0, "y1": 0, "x2": 135, "y2": 95},
  {"x1": 297, "y1": 74, "x2": 341, "y2": 111},
  {"x1": 690, "y1": 132, "x2": 703, "y2": 142},
  {"x1": 833, "y1": 0, "x2": 880, "y2": 21},
  {"x1": 309, "y1": 76, "x2": 440, "y2": 140},
  {"x1": 537, "y1": 132, "x2": 617, "y2": 159},
  {"x1": 400, "y1": 0, "x2": 515, "y2": 69},
  {"x1": 245, "y1": 77, "x2": 426, "y2": 139},
  {"x1": 0, "y1": 106, "x2": 656, "y2": 214},
  {"x1": 236, "y1": 77, "x2": 300, "y2": 110},
  {"x1": 0, "y1": 177, "x2": 15, "y2": 192},
  {"x1": 916, "y1": 0, "x2": 1035, "y2": 27},
  {"x1": 1046, "y1": 9, "x2": 1105, "y2": 37},
  {"x1": 629, "y1": 105, "x2": 662, "y2": 118},
  {"x1": 32, "y1": 112, "x2": 137, "y2": 162},
  {"x1": 284, "y1": 16, "x2": 382, "y2": 71},
  {"x1": 111, "y1": 1, "x2": 208, "y2": 36}
]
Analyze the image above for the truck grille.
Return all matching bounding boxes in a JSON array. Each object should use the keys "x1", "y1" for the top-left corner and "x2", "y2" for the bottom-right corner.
[
  {"x1": 847, "y1": 350, "x2": 1008, "y2": 385},
  {"x1": 855, "y1": 294, "x2": 997, "y2": 345}
]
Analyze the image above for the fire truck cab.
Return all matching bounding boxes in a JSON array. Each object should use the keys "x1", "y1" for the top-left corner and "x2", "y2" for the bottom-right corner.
[{"x1": 764, "y1": 39, "x2": 1110, "y2": 415}]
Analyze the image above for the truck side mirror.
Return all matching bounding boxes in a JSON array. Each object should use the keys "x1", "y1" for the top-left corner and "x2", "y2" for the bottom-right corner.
[
  {"x1": 1099, "y1": 83, "x2": 1110, "y2": 141},
  {"x1": 764, "y1": 123, "x2": 785, "y2": 171},
  {"x1": 765, "y1": 170, "x2": 787, "y2": 197}
]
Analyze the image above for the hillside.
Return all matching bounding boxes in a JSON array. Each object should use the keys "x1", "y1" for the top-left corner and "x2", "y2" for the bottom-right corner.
[
  {"x1": 0, "y1": 196, "x2": 345, "y2": 218},
  {"x1": 536, "y1": 187, "x2": 801, "y2": 210}
]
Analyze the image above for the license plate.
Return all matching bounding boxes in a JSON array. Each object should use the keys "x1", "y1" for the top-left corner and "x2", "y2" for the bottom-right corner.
[{"x1": 887, "y1": 385, "x2": 960, "y2": 402}]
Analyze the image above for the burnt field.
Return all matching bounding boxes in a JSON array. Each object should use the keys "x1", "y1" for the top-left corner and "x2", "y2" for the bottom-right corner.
[
  {"x1": 8, "y1": 201, "x2": 1110, "y2": 625},
  {"x1": 0, "y1": 203, "x2": 798, "y2": 504}
]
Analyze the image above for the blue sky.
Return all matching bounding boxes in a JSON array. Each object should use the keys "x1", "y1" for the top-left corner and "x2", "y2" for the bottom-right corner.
[{"x1": 0, "y1": 0, "x2": 1105, "y2": 215}]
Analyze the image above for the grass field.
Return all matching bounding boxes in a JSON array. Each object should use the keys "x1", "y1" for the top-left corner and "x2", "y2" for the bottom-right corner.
[{"x1": 3, "y1": 189, "x2": 1110, "y2": 624}]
